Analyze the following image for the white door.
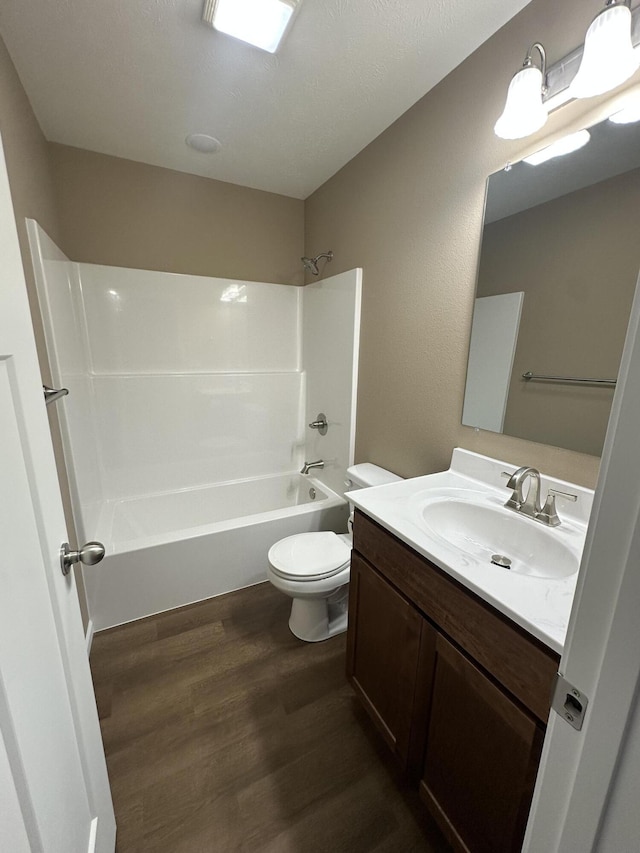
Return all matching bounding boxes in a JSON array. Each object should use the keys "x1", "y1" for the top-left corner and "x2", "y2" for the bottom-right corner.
[
  {"x1": 0, "y1": 133, "x2": 115, "y2": 852},
  {"x1": 462, "y1": 291, "x2": 524, "y2": 433}
]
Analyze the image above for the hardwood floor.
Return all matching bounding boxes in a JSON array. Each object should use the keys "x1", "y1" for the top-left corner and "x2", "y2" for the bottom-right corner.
[{"x1": 90, "y1": 582, "x2": 451, "y2": 852}]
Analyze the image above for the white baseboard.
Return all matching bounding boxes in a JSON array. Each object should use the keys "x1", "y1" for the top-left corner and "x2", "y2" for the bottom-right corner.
[{"x1": 85, "y1": 619, "x2": 94, "y2": 656}]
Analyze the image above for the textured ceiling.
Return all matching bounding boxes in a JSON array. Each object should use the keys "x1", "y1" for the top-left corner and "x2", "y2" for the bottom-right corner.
[{"x1": 0, "y1": 0, "x2": 531, "y2": 199}]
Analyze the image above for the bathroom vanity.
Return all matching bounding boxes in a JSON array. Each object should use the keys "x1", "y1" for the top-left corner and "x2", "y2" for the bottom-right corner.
[{"x1": 345, "y1": 449, "x2": 593, "y2": 853}]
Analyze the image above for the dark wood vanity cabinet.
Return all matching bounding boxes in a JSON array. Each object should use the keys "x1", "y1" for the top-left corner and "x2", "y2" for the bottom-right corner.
[
  {"x1": 418, "y1": 629, "x2": 545, "y2": 852},
  {"x1": 347, "y1": 511, "x2": 559, "y2": 853},
  {"x1": 346, "y1": 551, "x2": 422, "y2": 765}
]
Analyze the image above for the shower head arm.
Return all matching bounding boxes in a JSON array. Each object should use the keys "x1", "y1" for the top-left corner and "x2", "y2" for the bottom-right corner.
[{"x1": 301, "y1": 250, "x2": 334, "y2": 275}]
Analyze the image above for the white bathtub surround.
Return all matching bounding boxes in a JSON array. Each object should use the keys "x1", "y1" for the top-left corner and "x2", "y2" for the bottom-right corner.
[
  {"x1": 302, "y1": 270, "x2": 362, "y2": 497},
  {"x1": 92, "y1": 372, "x2": 304, "y2": 496},
  {"x1": 26, "y1": 223, "x2": 103, "y2": 542},
  {"x1": 28, "y1": 220, "x2": 361, "y2": 629},
  {"x1": 70, "y1": 262, "x2": 304, "y2": 502},
  {"x1": 79, "y1": 264, "x2": 300, "y2": 375}
]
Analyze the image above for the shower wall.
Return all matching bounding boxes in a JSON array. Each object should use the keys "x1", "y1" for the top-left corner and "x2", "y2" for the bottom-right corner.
[
  {"x1": 27, "y1": 221, "x2": 102, "y2": 543},
  {"x1": 28, "y1": 220, "x2": 361, "y2": 567},
  {"x1": 80, "y1": 264, "x2": 303, "y2": 501},
  {"x1": 303, "y1": 270, "x2": 361, "y2": 496}
]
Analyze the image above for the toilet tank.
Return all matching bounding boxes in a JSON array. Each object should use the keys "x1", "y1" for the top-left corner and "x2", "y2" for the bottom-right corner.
[
  {"x1": 346, "y1": 463, "x2": 402, "y2": 491},
  {"x1": 345, "y1": 464, "x2": 402, "y2": 534}
]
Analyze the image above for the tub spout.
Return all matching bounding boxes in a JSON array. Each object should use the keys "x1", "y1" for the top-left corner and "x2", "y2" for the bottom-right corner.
[{"x1": 301, "y1": 460, "x2": 324, "y2": 475}]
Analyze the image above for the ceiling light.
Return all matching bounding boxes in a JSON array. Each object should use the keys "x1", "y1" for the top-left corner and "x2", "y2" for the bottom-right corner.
[
  {"x1": 186, "y1": 133, "x2": 222, "y2": 153},
  {"x1": 494, "y1": 44, "x2": 548, "y2": 140},
  {"x1": 569, "y1": 1, "x2": 640, "y2": 99},
  {"x1": 203, "y1": 0, "x2": 300, "y2": 54},
  {"x1": 523, "y1": 129, "x2": 591, "y2": 165}
]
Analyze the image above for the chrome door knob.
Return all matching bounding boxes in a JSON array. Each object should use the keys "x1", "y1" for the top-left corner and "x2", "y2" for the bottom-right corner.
[{"x1": 60, "y1": 541, "x2": 105, "y2": 576}]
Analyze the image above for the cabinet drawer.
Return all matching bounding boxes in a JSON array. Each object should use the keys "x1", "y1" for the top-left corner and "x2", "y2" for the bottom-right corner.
[{"x1": 353, "y1": 511, "x2": 559, "y2": 722}]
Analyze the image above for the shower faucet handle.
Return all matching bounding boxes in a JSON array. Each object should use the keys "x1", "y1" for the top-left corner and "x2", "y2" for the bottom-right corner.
[{"x1": 308, "y1": 413, "x2": 328, "y2": 435}]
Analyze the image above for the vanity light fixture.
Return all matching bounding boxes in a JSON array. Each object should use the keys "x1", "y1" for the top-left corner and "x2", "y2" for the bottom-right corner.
[
  {"x1": 494, "y1": 3, "x2": 640, "y2": 140},
  {"x1": 494, "y1": 43, "x2": 549, "y2": 140},
  {"x1": 523, "y1": 129, "x2": 591, "y2": 165},
  {"x1": 202, "y1": 0, "x2": 301, "y2": 53},
  {"x1": 569, "y1": 0, "x2": 640, "y2": 99}
]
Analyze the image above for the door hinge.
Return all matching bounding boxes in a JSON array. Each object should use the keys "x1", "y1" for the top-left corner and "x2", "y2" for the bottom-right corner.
[{"x1": 551, "y1": 673, "x2": 589, "y2": 731}]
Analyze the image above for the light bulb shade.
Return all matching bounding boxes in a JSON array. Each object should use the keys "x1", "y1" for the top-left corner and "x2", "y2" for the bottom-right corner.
[
  {"x1": 494, "y1": 65, "x2": 548, "y2": 139},
  {"x1": 569, "y1": 4, "x2": 640, "y2": 99}
]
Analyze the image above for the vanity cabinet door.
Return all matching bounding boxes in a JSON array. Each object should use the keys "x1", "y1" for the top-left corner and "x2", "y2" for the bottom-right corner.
[
  {"x1": 346, "y1": 552, "x2": 423, "y2": 768},
  {"x1": 419, "y1": 632, "x2": 544, "y2": 853}
]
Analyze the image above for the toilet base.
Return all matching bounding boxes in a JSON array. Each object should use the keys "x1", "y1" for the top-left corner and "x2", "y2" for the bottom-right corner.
[{"x1": 288, "y1": 585, "x2": 349, "y2": 642}]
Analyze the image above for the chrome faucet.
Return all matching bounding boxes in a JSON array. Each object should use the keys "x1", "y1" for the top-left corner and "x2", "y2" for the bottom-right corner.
[
  {"x1": 301, "y1": 460, "x2": 324, "y2": 475},
  {"x1": 502, "y1": 466, "x2": 577, "y2": 526},
  {"x1": 503, "y1": 466, "x2": 542, "y2": 518}
]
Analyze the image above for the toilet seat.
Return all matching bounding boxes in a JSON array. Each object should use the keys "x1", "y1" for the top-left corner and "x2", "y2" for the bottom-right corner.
[{"x1": 268, "y1": 532, "x2": 351, "y2": 581}]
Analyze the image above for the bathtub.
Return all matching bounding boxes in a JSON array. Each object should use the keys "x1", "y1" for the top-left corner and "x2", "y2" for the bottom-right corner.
[{"x1": 85, "y1": 473, "x2": 348, "y2": 631}]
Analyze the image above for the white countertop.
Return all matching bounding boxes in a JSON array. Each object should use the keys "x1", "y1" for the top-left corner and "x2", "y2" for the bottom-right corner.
[{"x1": 346, "y1": 448, "x2": 594, "y2": 654}]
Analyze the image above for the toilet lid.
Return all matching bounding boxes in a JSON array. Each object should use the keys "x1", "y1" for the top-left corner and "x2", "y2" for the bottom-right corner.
[{"x1": 268, "y1": 532, "x2": 351, "y2": 581}]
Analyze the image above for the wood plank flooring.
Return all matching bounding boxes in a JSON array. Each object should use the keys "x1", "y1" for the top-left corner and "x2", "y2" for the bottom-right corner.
[{"x1": 90, "y1": 582, "x2": 451, "y2": 852}]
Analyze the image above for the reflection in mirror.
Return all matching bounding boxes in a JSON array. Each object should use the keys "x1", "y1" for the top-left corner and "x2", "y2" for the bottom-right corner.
[{"x1": 463, "y1": 115, "x2": 640, "y2": 456}]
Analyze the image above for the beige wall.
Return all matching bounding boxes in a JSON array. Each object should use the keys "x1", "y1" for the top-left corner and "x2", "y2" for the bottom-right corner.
[
  {"x1": 50, "y1": 144, "x2": 305, "y2": 285},
  {"x1": 0, "y1": 36, "x2": 60, "y2": 370},
  {"x1": 478, "y1": 168, "x2": 640, "y2": 457},
  {"x1": 304, "y1": 0, "x2": 640, "y2": 489}
]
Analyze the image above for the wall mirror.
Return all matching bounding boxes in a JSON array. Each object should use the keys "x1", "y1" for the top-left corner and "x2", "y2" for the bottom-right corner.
[{"x1": 463, "y1": 113, "x2": 640, "y2": 456}]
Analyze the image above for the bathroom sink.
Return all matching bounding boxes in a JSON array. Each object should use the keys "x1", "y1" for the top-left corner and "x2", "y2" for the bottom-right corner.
[
  {"x1": 418, "y1": 498, "x2": 579, "y2": 579},
  {"x1": 346, "y1": 449, "x2": 594, "y2": 651}
]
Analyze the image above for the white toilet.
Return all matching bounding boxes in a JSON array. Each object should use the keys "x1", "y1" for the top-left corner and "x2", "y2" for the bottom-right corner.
[{"x1": 267, "y1": 463, "x2": 402, "y2": 642}]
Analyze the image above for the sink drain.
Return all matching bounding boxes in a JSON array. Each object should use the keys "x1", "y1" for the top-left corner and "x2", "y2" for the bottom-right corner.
[{"x1": 491, "y1": 554, "x2": 512, "y2": 569}]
